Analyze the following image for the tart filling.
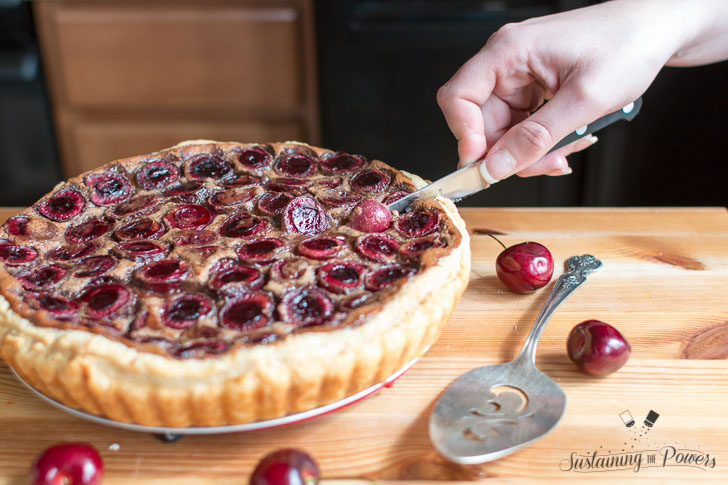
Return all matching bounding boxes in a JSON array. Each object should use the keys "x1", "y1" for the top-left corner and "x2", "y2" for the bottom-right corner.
[{"x1": 0, "y1": 141, "x2": 461, "y2": 359}]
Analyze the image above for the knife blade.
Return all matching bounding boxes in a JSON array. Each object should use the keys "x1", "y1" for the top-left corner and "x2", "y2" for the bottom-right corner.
[{"x1": 388, "y1": 97, "x2": 642, "y2": 212}]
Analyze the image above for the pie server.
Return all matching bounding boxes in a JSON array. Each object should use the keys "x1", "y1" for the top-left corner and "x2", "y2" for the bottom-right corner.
[
  {"x1": 388, "y1": 97, "x2": 642, "y2": 212},
  {"x1": 429, "y1": 254, "x2": 602, "y2": 464}
]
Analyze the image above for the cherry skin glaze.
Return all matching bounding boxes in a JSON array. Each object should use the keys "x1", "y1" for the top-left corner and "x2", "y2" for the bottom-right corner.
[
  {"x1": 31, "y1": 443, "x2": 104, "y2": 485},
  {"x1": 567, "y1": 320, "x2": 631, "y2": 377},
  {"x1": 249, "y1": 448, "x2": 320, "y2": 485},
  {"x1": 495, "y1": 241, "x2": 553, "y2": 294}
]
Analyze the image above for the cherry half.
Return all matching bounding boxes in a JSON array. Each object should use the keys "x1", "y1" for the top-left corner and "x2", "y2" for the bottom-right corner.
[
  {"x1": 567, "y1": 320, "x2": 631, "y2": 377},
  {"x1": 249, "y1": 448, "x2": 320, "y2": 485},
  {"x1": 493, "y1": 238, "x2": 553, "y2": 294},
  {"x1": 31, "y1": 442, "x2": 104, "y2": 485}
]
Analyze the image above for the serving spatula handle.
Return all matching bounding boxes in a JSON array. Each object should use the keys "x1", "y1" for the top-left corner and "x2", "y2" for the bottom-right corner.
[{"x1": 515, "y1": 255, "x2": 603, "y2": 366}]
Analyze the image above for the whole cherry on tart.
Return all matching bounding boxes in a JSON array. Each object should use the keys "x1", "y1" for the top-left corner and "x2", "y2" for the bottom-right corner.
[
  {"x1": 31, "y1": 442, "x2": 103, "y2": 485},
  {"x1": 249, "y1": 448, "x2": 320, "y2": 485},
  {"x1": 567, "y1": 320, "x2": 631, "y2": 376},
  {"x1": 347, "y1": 199, "x2": 391, "y2": 233},
  {"x1": 490, "y1": 236, "x2": 553, "y2": 294}
]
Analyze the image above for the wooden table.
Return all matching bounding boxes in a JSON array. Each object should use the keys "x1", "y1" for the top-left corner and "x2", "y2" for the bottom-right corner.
[{"x1": 1, "y1": 207, "x2": 727, "y2": 484}]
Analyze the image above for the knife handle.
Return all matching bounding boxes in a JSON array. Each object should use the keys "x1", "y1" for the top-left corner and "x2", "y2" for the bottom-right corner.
[
  {"x1": 550, "y1": 97, "x2": 642, "y2": 152},
  {"x1": 477, "y1": 97, "x2": 643, "y2": 185}
]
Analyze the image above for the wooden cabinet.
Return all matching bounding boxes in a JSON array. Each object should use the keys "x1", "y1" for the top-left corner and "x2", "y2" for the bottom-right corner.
[{"x1": 34, "y1": 0, "x2": 319, "y2": 177}]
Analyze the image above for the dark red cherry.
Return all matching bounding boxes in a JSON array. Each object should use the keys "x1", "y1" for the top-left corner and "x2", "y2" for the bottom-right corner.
[
  {"x1": 350, "y1": 169, "x2": 390, "y2": 193},
  {"x1": 237, "y1": 238, "x2": 285, "y2": 264},
  {"x1": 257, "y1": 192, "x2": 295, "y2": 216},
  {"x1": 365, "y1": 265, "x2": 416, "y2": 291},
  {"x1": 164, "y1": 204, "x2": 213, "y2": 230},
  {"x1": 86, "y1": 171, "x2": 132, "y2": 206},
  {"x1": 279, "y1": 286, "x2": 334, "y2": 326},
  {"x1": 210, "y1": 188, "x2": 257, "y2": 208},
  {"x1": 114, "y1": 218, "x2": 165, "y2": 241},
  {"x1": 173, "y1": 229, "x2": 218, "y2": 246},
  {"x1": 399, "y1": 237, "x2": 444, "y2": 258},
  {"x1": 283, "y1": 196, "x2": 330, "y2": 236},
  {"x1": 16, "y1": 264, "x2": 67, "y2": 291},
  {"x1": 495, "y1": 241, "x2": 554, "y2": 294},
  {"x1": 135, "y1": 258, "x2": 189, "y2": 292},
  {"x1": 209, "y1": 259, "x2": 264, "y2": 290},
  {"x1": 235, "y1": 145, "x2": 273, "y2": 169},
  {"x1": 275, "y1": 153, "x2": 316, "y2": 177},
  {"x1": 395, "y1": 210, "x2": 439, "y2": 238},
  {"x1": 220, "y1": 173, "x2": 262, "y2": 187},
  {"x1": 115, "y1": 240, "x2": 168, "y2": 260},
  {"x1": 82, "y1": 283, "x2": 131, "y2": 318},
  {"x1": 162, "y1": 293, "x2": 214, "y2": 329},
  {"x1": 163, "y1": 181, "x2": 204, "y2": 201},
  {"x1": 297, "y1": 236, "x2": 344, "y2": 260},
  {"x1": 318, "y1": 261, "x2": 365, "y2": 294},
  {"x1": 35, "y1": 295, "x2": 79, "y2": 319},
  {"x1": 37, "y1": 188, "x2": 86, "y2": 222},
  {"x1": 136, "y1": 159, "x2": 180, "y2": 189},
  {"x1": 355, "y1": 234, "x2": 399, "y2": 262},
  {"x1": 185, "y1": 154, "x2": 232, "y2": 180},
  {"x1": 219, "y1": 213, "x2": 269, "y2": 239},
  {"x1": 65, "y1": 217, "x2": 113, "y2": 243},
  {"x1": 31, "y1": 442, "x2": 103, "y2": 485},
  {"x1": 320, "y1": 152, "x2": 366, "y2": 174},
  {"x1": 49, "y1": 243, "x2": 96, "y2": 261},
  {"x1": 0, "y1": 241, "x2": 38, "y2": 265},
  {"x1": 173, "y1": 339, "x2": 230, "y2": 358},
  {"x1": 74, "y1": 256, "x2": 117, "y2": 278},
  {"x1": 249, "y1": 448, "x2": 320, "y2": 485},
  {"x1": 219, "y1": 290, "x2": 273, "y2": 331},
  {"x1": 339, "y1": 292, "x2": 373, "y2": 310},
  {"x1": 567, "y1": 320, "x2": 631, "y2": 377},
  {"x1": 382, "y1": 190, "x2": 410, "y2": 205},
  {"x1": 112, "y1": 195, "x2": 160, "y2": 216},
  {"x1": 348, "y1": 200, "x2": 391, "y2": 233},
  {"x1": 4, "y1": 215, "x2": 29, "y2": 236},
  {"x1": 317, "y1": 192, "x2": 363, "y2": 209},
  {"x1": 3, "y1": 215, "x2": 57, "y2": 240},
  {"x1": 267, "y1": 177, "x2": 308, "y2": 193}
]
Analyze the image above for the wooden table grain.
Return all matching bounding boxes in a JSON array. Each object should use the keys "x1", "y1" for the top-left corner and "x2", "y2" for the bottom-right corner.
[{"x1": 1, "y1": 207, "x2": 727, "y2": 484}]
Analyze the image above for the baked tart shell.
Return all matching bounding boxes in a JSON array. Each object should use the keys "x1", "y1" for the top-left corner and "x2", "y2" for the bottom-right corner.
[{"x1": 0, "y1": 141, "x2": 470, "y2": 427}]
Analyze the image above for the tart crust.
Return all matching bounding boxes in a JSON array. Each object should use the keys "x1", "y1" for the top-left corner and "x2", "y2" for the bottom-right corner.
[{"x1": 0, "y1": 141, "x2": 470, "y2": 427}]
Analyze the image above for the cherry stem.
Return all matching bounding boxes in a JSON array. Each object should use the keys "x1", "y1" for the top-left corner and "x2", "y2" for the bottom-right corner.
[{"x1": 485, "y1": 233, "x2": 507, "y2": 250}]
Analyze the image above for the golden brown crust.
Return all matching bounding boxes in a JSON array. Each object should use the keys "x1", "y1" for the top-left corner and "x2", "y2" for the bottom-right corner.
[{"x1": 0, "y1": 140, "x2": 470, "y2": 426}]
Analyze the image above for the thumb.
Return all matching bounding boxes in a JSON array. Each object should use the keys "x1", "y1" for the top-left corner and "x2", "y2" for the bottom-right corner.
[{"x1": 480, "y1": 87, "x2": 606, "y2": 181}]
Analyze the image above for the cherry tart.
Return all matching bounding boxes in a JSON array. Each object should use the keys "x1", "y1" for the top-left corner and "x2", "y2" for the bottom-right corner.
[{"x1": 0, "y1": 140, "x2": 470, "y2": 427}]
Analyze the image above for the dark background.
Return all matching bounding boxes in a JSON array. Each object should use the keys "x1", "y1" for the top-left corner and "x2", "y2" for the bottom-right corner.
[
  {"x1": 315, "y1": 0, "x2": 728, "y2": 207},
  {"x1": 1, "y1": 0, "x2": 727, "y2": 208}
]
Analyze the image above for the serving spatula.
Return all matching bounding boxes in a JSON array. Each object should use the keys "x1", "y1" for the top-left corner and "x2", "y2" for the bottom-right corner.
[{"x1": 429, "y1": 254, "x2": 602, "y2": 464}]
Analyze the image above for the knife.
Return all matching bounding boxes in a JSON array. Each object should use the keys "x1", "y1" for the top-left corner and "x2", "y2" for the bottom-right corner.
[{"x1": 388, "y1": 97, "x2": 642, "y2": 212}]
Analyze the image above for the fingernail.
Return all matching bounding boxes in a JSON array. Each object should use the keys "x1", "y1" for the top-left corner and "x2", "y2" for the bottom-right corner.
[
  {"x1": 570, "y1": 135, "x2": 598, "y2": 152},
  {"x1": 485, "y1": 149, "x2": 516, "y2": 180},
  {"x1": 547, "y1": 159, "x2": 572, "y2": 176}
]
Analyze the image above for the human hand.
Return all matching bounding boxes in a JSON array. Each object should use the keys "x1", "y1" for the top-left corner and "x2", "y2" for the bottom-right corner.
[{"x1": 437, "y1": 0, "x2": 703, "y2": 180}]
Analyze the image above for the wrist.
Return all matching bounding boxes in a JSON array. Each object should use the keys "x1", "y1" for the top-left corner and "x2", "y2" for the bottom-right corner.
[{"x1": 613, "y1": 0, "x2": 728, "y2": 66}]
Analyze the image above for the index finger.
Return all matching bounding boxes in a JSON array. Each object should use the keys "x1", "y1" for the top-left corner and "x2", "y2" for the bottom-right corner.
[{"x1": 436, "y1": 54, "x2": 497, "y2": 164}]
